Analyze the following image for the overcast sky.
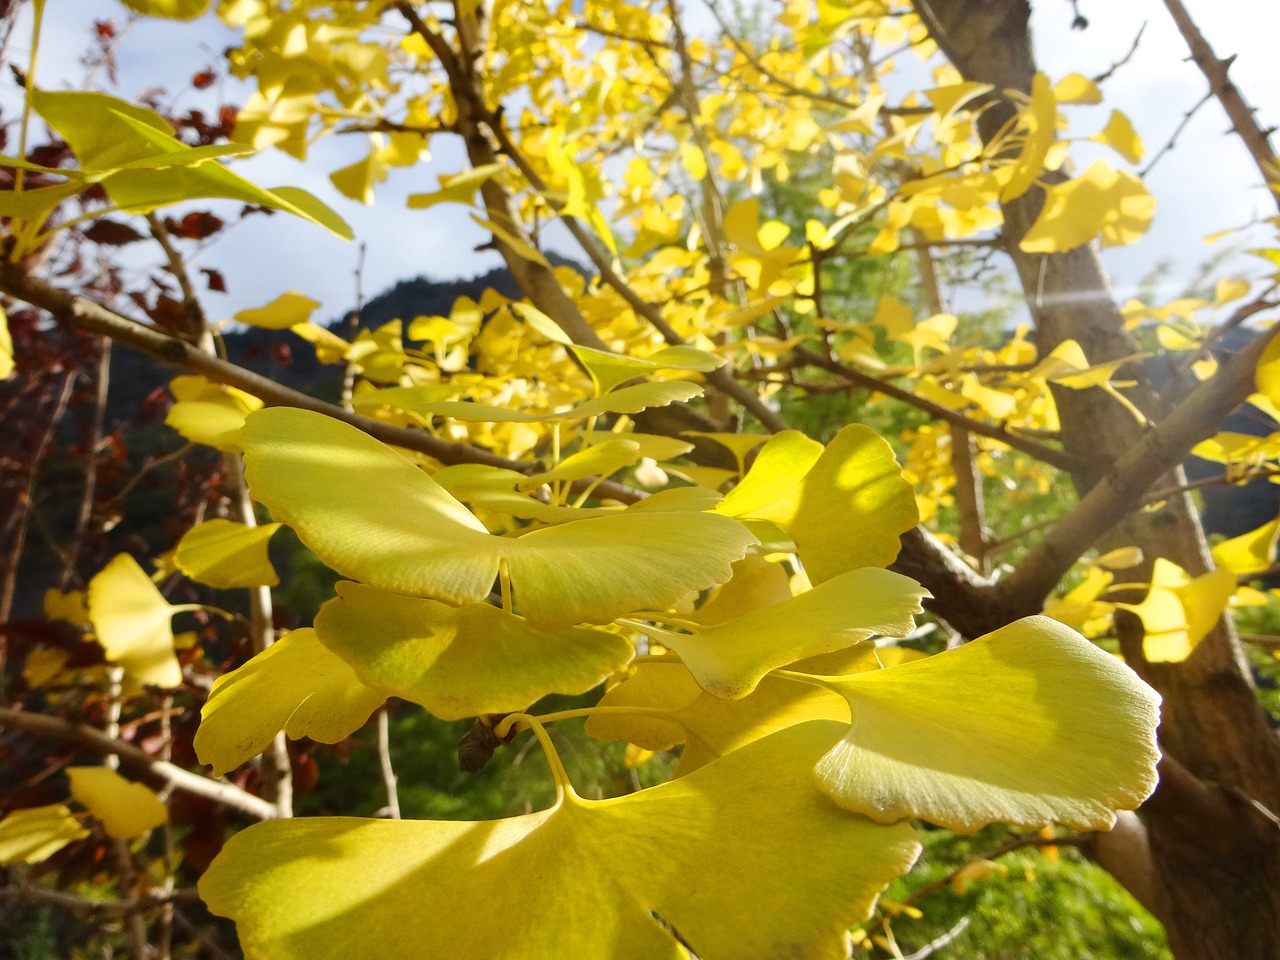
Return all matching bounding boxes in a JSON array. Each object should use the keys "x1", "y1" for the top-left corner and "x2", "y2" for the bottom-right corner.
[{"x1": 12, "y1": 0, "x2": 1280, "y2": 325}]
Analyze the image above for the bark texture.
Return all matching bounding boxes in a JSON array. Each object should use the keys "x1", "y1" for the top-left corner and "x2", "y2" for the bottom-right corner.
[{"x1": 914, "y1": 1, "x2": 1280, "y2": 955}]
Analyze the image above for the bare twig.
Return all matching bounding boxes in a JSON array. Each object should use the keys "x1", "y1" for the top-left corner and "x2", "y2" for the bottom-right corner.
[
  {"x1": 0, "y1": 706, "x2": 279, "y2": 820},
  {"x1": 376, "y1": 705, "x2": 401, "y2": 819},
  {"x1": 1091, "y1": 23, "x2": 1147, "y2": 86},
  {"x1": 1139, "y1": 90, "x2": 1213, "y2": 179},
  {"x1": 1161, "y1": 0, "x2": 1280, "y2": 212}
]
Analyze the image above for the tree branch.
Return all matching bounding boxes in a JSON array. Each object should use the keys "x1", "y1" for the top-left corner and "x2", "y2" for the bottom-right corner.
[
  {"x1": 0, "y1": 706, "x2": 278, "y2": 820},
  {"x1": 995, "y1": 324, "x2": 1280, "y2": 613},
  {"x1": 1161, "y1": 0, "x2": 1280, "y2": 213}
]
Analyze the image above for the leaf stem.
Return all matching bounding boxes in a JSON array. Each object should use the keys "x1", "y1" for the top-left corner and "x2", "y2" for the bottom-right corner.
[{"x1": 497, "y1": 713, "x2": 573, "y2": 804}]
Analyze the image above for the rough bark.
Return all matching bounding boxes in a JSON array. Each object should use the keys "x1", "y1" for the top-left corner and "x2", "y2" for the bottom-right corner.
[{"x1": 914, "y1": 1, "x2": 1280, "y2": 955}]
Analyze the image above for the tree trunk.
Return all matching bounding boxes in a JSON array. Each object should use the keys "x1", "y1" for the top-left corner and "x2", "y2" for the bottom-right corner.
[{"x1": 913, "y1": 2, "x2": 1280, "y2": 955}]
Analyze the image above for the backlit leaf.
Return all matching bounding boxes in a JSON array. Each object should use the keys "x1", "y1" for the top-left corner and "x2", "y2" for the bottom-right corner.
[
  {"x1": 421, "y1": 381, "x2": 703, "y2": 423},
  {"x1": 67, "y1": 767, "x2": 167, "y2": 840},
  {"x1": 240, "y1": 409, "x2": 755, "y2": 627},
  {"x1": 117, "y1": 0, "x2": 210, "y2": 18},
  {"x1": 87, "y1": 554, "x2": 183, "y2": 688},
  {"x1": 314, "y1": 583, "x2": 634, "y2": 720},
  {"x1": 175, "y1": 518, "x2": 283, "y2": 588},
  {"x1": 200, "y1": 722, "x2": 921, "y2": 960},
  {"x1": 655, "y1": 568, "x2": 926, "y2": 699},
  {"x1": 235, "y1": 292, "x2": 321, "y2": 330},
  {"x1": 165, "y1": 375, "x2": 263, "y2": 451},
  {"x1": 194, "y1": 628, "x2": 383, "y2": 776},
  {"x1": 0, "y1": 805, "x2": 88, "y2": 865},
  {"x1": 588, "y1": 647, "x2": 879, "y2": 775},
  {"x1": 1019, "y1": 161, "x2": 1155, "y2": 253},
  {"x1": 718, "y1": 426, "x2": 918, "y2": 582},
  {"x1": 814, "y1": 616, "x2": 1161, "y2": 832},
  {"x1": 1212, "y1": 516, "x2": 1280, "y2": 575},
  {"x1": 0, "y1": 306, "x2": 11, "y2": 379}
]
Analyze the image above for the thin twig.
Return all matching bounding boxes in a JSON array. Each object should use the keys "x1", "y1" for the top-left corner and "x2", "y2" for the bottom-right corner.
[
  {"x1": 1161, "y1": 0, "x2": 1280, "y2": 212},
  {"x1": 1139, "y1": 90, "x2": 1213, "y2": 179},
  {"x1": 1091, "y1": 23, "x2": 1147, "y2": 85},
  {"x1": 792, "y1": 346, "x2": 1086, "y2": 472},
  {"x1": 0, "y1": 706, "x2": 279, "y2": 820},
  {"x1": 376, "y1": 705, "x2": 401, "y2": 819}
]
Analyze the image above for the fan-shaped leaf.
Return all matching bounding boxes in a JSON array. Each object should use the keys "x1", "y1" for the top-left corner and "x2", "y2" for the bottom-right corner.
[
  {"x1": 87, "y1": 554, "x2": 183, "y2": 688},
  {"x1": 240, "y1": 409, "x2": 755, "y2": 627},
  {"x1": 194, "y1": 628, "x2": 383, "y2": 776},
  {"x1": 655, "y1": 568, "x2": 926, "y2": 699},
  {"x1": 814, "y1": 616, "x2": 1161, "y2": 832},
  {"x1": 200, "y1": 721, "x2": 920, "y2": 960},
  {"x1": 67, "y1": 767, "x2": 167, "y2": 839},
  {"x1": 315, "y1": 583, "x2": 633, "y2": 720},
  {"x1": 0, "y1": 805, "x2": 88, "y2": 864},
  {"x1": 176, "y1": 518, "x2": 282, "y2": 588}
]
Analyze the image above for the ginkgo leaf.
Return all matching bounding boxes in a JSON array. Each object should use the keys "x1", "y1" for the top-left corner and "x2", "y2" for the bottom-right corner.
[
  {"x1": 569, "y1": 344, "x2": 726, "y2": 395},
  {"x1": 194, "y1": 628, "x2": 383, "y2": 776},
  {"x1": 314, "y1": 583, "x2": 634, "y2": 720},
  {"x1": 1213, "y1": 516, "x2": 1280, "y2": 575},
  {"x1": 0, "y1": 804, "x2": 88, "y2": 864},
  {"x1": 421, "y1": 381, "x2": 702, "y2": 423},
  {"x1": 118, "y1": 0, "x2": 210, "y2": 19},
  {"x1": 587, "y1": 647, "x2": 880, "y2": 775},
  {"x1": 200, "y1": 721, "x2": 921, "y2": 960},
  {"x1": 1019, "y1": 161, "x2": 1155, "y2": 253},
  {"x1": 517, "y1": 440, "x2": 643, "y2": 490},
  {"x1": 235, "y1": 292, "x2": 321, "y2": 330},
  {"x1": 240, "y1": 409, "x2": 755, "y2": 628},
  {"x1": 1257, "y1": 333, "x2": 1280, "y2": 406},
  {"x1": 692, "y1": 554, "x2": 794, "y2": 625},
  {"x1": 1116, "y1": 559, "x2": 1237, "y2": 662},
  {"x1": 30, "y1": 91, "x2": 350, "y2": 238},
  {"x1": 87, "y1": 554, "x2": 183, "y2": 688},
  {"x1": 176, "y1": 518, "x2": 282, "y2": 588},
  {"x1": 717, "y1": 426, "x2": 918, "y2": 582},
  {"x1": 651, "y1": 568, "x2": 926, "y2": 699},
  {"x1": 814, "y1": 615, "x2": 1161, "y2": 832},
  {"x1": 406, "y1": 163, "x2": 504, "y2": 209},
  {"x1": 67, "y1": 767, "x2": 167, "y2": 840},
  {"x1": 165, "y1": 375, "x2": 263, "y2": 451},
  {"x1": 0, "y1": 305, "x2": 12, "y2": 380},
  {"x1": 1090, "y1": 110, "x2": 1144, "y2": 164}
]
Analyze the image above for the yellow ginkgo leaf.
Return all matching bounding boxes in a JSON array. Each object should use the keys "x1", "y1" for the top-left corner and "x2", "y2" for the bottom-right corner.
[
  {"x1": 117, "y1": 0, "x2": 210, "y2": 19},
  {"x1": 717, "y1": 426, "x2": 918, "y2": 582},
  {"x1": 1089, "y1": 110, "x2": 1144, "y2": 164},
  {"x1": 1256, "y1": 332, "x2": 1280, "y2": 407},
  {"x1": 67, "y1": 767, "x2": 167, "y2": 840},
  {"x1": 692, "y1": 554, "x2": 795, "y2": 625},
  {"x1": 814, "y1": 616, "x2": 1161, "y2": 832},
  {"x1": 235, "y1": 292, "x2": 321, "y2": 330},
  {"x1": 87, "y1": 554, "x2": 184, "y2": 688},
  {"x1": 650, "y1": 568, "x2": 926, "y2": 699},
  {"x1": 1118, "y1": 559, "x2": 1237, "y2": 662},
  {"x1": 1019, "y1": 161, "x2": 1155, "y2": 253},
  {"x1": 314, "y1": 583, "x2": 634, "y2": 720},
  {"x1": 588, "y1": 647, "x2": 879, "y2": 775},
  {"x1": 240, "y1": 409, "x2": 755, "y2": 628},
  {"x1": 569, "y1": 344, "x2": 725, "y2": 395},
  {"x1": 0, "y1": 804, "x2": 89, "y2": 864},
  {"x1": 421, "y1": 381, "x2": 703, "y2": 424},
  {"x1": 517, "y1": 440, "x2": 643, "y2": 491},
  {"x1": 194, "y1": 628, "x2": 384, "y2": 776},
  {"x1": 200, "y1": 721, "x2": 921, "y2": 960},
  {"x1": 1052, "y1": 73, "x2": 1102, "y2": 105},
  {"x1": 165, "y1": 375, "x2": 264, "y2": 451},
  {"x1": 1213, "y1": 516, "x2": 1280, "y2": 575},
  {"x1": 175, "y1": 518, "x2": 283, "y2": 588},
  {"x1": 0, "y1": 305, "x2": 12, "y2": 379}
]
